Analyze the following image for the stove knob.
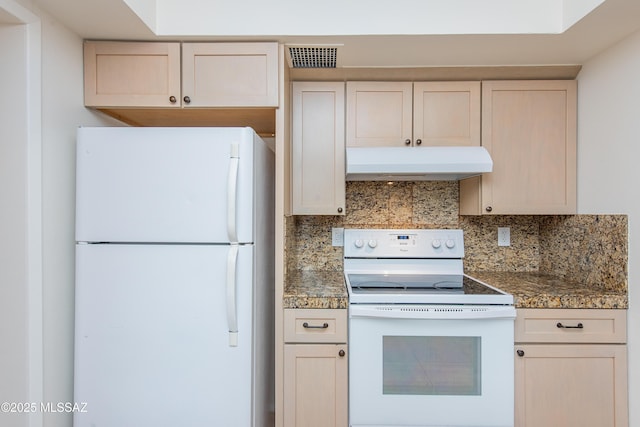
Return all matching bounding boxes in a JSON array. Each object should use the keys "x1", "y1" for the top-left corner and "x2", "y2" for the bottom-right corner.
[
  {"x1": 354, "y1": 239, "x2": 364, "y2": 248},
  {"x1": 431, "y1": 239, "x2": 442, "y2": 249},
  {"x1": 445, "y1": 239, "x2": 456, "y2": 249},
  {"x1": 368, "y1": 240, "x2": 378, "y2": 248}
]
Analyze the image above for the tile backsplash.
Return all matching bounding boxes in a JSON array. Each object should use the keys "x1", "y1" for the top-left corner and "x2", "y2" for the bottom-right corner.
[{"x1": 286, "y1": 181, "x2": 627, "y2": 292}]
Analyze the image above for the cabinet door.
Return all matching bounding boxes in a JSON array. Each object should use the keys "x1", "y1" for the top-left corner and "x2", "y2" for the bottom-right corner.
[
  {"x1": 346, "y1": 82, "x2": 413, "y2": 147},
  {"x1": 84, "y1": 41, "x2": 181, "y2": 108},
  {"x1": 515, "y1": 344, "x2": 628, "y2": 427},
  {"x1": 283, "y1": 344, "x2": 348, "y2": 427},
  {"x1": 413, "y1": 81, "x2": 480, "y2": 147},
  {"x1": 461, "y1": 80, "x2": 577, "y2": 215},
  {"x1": 181, "y1": 42, "x2": 278, "y2": 107},
  {"x1": 291, "y1": 82, "x2": 345, "y2": 215}
]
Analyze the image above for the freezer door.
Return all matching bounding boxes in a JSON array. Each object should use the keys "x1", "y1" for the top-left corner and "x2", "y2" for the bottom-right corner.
[
  {"x1": 75, "y1": 127, "x2": 257, "y2": 243},
  {"x1": 74, "y1": 243, "x2": 256, "y2": 427}
]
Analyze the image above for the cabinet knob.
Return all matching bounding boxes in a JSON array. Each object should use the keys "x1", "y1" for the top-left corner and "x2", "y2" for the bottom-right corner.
[
  {"x1": 404, "y1": 139, "x2": 411, "y2": 145},
  {"x1": 517, "y1": 349, "x2": 525, "y2": 357},
  {"x1": 337, "y1": 207, "x2": 343, "y2": 213},
  {"x1": 169, "y1": 96, "x2": 177, "y2": 103},
  {"x1": 338, "y1": 349, "x2": 346, "y2": 357},
  {"x1": 485, "y1": 206, "x2": 493, "y2": 212},
  {"x1": 183, "y1": 96, "x2": 191, "y2": 104},
  {"x1": 416, "y1": 139, "x2": 422, "y2": 145}
]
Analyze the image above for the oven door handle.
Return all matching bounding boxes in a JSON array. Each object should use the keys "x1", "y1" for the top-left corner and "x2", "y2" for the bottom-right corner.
[{"x1": 349, "y1": 305, "x2": 516, "y2": 320}]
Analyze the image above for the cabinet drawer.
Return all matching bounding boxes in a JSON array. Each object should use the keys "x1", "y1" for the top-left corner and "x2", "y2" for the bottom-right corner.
[
  {"x1": 515, "y1": 309, "x2": 627, "y2": 344},
  {"x1": 284, "y1": 309, "x2": 347, "y2": 343}
]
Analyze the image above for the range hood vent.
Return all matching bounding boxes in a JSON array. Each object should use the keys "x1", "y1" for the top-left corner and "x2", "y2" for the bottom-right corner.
[
  {"x1": 346, "y1": 146, "x2": 493, "y2": 181},
  {"x1": 286, "y1": 45, "x2": 341, "y2": 68}
]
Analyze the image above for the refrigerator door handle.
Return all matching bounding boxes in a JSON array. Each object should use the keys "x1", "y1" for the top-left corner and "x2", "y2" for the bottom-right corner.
[
  {"x1": 227, "y1": 141, "x2": 240, "y2": 243},
  {"x1": 226, "y1": 243, "x2": 239, "y2": 347}
]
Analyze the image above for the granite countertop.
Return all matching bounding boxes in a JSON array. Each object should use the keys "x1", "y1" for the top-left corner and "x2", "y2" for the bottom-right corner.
[
  {"x1": 284, "y1": 270, "x2": 348, "y2": 309},
  {"x1": 467, "y1": 271, "x2": 628, "y2": 309},
  {"x1": 284, "y1": 270, "x2": 628, "y2": 310}
]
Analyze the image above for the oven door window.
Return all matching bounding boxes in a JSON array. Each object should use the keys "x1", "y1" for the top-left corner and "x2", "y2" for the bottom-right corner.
[{"x1": 383, "y1": 336, "x2": 481, "y2": 395}]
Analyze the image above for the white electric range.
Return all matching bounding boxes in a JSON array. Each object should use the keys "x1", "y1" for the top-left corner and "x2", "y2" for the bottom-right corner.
[{"x1": 344, "y1": 228, "x2": 516, "y2": 427}]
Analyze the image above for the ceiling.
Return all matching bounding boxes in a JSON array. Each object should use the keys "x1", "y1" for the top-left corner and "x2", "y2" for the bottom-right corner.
[
  {"x1": 28, "y1": 0, "x2": 640, "y2": 68},
  {"x1": 0, "y1": 10, "x2": 20, "y2": 24}
]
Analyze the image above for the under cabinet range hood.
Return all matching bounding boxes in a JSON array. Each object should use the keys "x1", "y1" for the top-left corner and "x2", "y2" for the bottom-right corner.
[{"x1": 346, "y1": 146, "x2": 493, "y2": 181}]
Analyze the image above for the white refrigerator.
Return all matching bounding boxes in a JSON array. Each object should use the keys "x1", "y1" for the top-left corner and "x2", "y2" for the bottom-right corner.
[{"x1": 73, "y1": 127, "x2": 275, "y2": 427}]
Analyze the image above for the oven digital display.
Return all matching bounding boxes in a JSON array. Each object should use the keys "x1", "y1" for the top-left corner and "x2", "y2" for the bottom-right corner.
[{"x1": 391, "y1": 234, "x2": 416, "y2": 246}]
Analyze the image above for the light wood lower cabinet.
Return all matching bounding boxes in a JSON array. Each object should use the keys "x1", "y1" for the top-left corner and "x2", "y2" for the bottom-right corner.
[
  {"x1": 514, "y1": 309, "x2": 628, "y2": 427},
  {"x1": 515, "y1": 344, "x2": 627, "y2": 427},
  {"x1": 283, "y1": 309, "x2": 348, "y2": 427},
  {"x1": 284, "y1": 344, "x2": 348, "y2": 427}
]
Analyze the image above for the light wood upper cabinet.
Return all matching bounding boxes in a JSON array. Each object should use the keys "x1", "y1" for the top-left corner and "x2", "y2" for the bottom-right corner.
[
  {"x1": 346, "y1": 81, "x2": 480, "y2": 147},
  {"x1": 84, "y1": 41, "x2": 181, "y2": 108},
  {"x1": 291, "y1": 82, "x2": 345, "y2": 215},
  {"x1": 84, "y1": 41, "x2": 278, "y2": 109},
  {"x1": 515, "y1": 309, "x2": 628, "y2": 427},
  {"x1": 346, "y1": 82, "x2": 413, "y2": 147},
  {"x1": 413, "y1": 81, "x2": 480, "y2": 146},
  {"x1": 182, "y1": 42, "x2": 278, "y2": 107},
  {"x1": 460, "y1": 80, "x2": 577, "y2": 215}
]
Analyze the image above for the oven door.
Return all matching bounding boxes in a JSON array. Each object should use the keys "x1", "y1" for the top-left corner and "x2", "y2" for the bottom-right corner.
[{"x1": 349, "y1": 304, "x2": 516, "y2": 427}]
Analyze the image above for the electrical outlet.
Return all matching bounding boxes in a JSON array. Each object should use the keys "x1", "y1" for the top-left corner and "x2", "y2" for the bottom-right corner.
[
  {"x1": 498, "y1": 227, "x2": 510, "y2": 247},
  {"x1": 332, "y1": 227, "x2": 344, "y2": 247}
]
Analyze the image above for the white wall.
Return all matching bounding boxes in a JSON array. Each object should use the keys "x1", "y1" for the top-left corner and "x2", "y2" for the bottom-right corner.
[
  {"x1": 0, "y1": 19, "x2": 31, "y2": 427},
  {"x1": 38, "y1": 10, "x2": 121, "y2": 427},
  {"x1": 152, "y1": 0, "x2": 587, "y2": 36},
  {"x1": 1, "y1": 2, "x2": 120, "y2": 426},
  {"x1": 577, "y1": 28, "x2": 640, "y2": 425}
]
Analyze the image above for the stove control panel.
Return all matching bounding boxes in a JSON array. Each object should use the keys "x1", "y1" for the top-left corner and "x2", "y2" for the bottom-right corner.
[{"x1": 344, "y1": 229, "x2": 464, "y2": 258}]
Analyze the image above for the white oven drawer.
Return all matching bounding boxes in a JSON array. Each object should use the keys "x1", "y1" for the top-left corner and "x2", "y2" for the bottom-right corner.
[{"x1": 284, "y1": 309, "x2": 347, "y2": 344}]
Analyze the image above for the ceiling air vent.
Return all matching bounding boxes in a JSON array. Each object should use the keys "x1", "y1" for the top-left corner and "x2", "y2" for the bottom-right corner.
[{"x1": 287, "y1": 45, "x2": 341, "y2": 68}]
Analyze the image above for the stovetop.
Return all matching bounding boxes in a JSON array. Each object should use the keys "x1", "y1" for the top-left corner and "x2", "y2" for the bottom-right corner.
[{"x1": 345, "y1": 273, "x2": 514, "y2": 305}]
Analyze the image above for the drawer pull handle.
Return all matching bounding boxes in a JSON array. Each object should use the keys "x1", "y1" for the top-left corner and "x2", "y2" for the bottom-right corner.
[
  {"x1": 303, "y1": 322, "x2": 329, "y2": 329},
  {"x1": 557, "y1": 322, "x2": 584, "y2": 329}
]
